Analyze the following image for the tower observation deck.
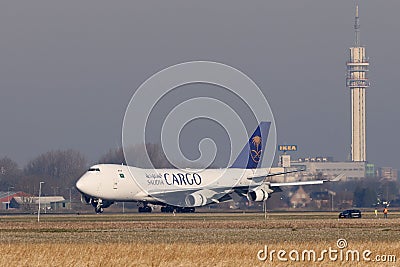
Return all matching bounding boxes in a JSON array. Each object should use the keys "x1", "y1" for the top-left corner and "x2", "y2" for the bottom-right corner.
[{"x1": 346, "y1": 5, "x2": 370, "y2": 162}]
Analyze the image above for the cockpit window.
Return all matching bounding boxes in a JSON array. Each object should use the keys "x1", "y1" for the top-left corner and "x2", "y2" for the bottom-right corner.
[{"x1": 88, "y1": 168, "x2": 100, "y2": 172}]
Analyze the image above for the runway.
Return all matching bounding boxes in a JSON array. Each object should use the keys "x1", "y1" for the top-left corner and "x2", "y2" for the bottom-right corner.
[{"x1": 0, "y1": 212, "x2": 398, "y2": 265}]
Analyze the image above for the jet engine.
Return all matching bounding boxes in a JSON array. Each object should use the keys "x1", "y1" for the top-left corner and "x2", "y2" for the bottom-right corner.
[
  {"x1": 185, "y1": 189, "x2": 216, "y2": 207},
  {"x1": 247, "y1": 184, "x2": 273, "y2": 202}
]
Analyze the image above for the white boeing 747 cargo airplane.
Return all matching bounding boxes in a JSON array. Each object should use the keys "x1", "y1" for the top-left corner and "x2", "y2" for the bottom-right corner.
[{"x1": 76, "y1": 122, "x2": 331, "y2": 213}]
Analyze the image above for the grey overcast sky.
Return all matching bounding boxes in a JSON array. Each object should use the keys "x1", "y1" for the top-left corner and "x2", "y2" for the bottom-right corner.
[{"x1": 1, "y1": 1, "x2": 399, "y2": 169}]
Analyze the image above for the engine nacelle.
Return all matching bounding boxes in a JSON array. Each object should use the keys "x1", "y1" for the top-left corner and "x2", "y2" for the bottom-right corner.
[
  {"x1": 185, "y1": 189, "x2": 216, "y2": 207},
  {"x1": 247, "y1": 189, "x2": 268, "y2": 202},
  {"x1": 247, "y1": 185, "x2": 272, "y2": 202}
]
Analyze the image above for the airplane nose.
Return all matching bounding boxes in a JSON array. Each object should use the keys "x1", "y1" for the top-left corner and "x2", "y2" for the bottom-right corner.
[{"x1": 76, "y1": 174, "x2": 89, "y2": 194}]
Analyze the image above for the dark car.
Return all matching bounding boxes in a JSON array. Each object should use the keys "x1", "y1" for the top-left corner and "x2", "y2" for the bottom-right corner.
[{"x1": 339, "y1": 209, "x2": 362, "y2": 218}]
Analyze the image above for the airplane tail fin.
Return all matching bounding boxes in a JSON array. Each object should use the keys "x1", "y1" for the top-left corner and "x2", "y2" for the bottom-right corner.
[{"x1": 230, "y1": 121, "x2": 271, "y2": 169}]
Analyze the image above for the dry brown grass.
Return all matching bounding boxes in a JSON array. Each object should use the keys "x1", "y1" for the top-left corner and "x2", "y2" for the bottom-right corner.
[
  {"x1": 0, "y1": 242, "x2": 398, "y2": 266},
  {"x1": 0, "y1": 213, "x2": 399, "y2": 266}
]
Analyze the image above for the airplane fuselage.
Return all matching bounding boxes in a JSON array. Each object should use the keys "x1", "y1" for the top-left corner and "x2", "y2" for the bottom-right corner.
[{"x1": 76, "y1": 164, "x2": 268, "y2": 203}]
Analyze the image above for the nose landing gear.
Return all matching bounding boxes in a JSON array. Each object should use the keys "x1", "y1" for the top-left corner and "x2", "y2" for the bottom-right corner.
[
  {"x1": 90, "y1": 198, "x2": 113, "y2": 213},
  {"x1": 94, "y1": 199, "x2": 104, "y2": 213}
]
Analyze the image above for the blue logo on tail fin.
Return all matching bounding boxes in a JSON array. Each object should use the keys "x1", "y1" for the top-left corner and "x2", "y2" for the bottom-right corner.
[{"x1": 230, "y1": 122, "x2": 271, "y2": 169}]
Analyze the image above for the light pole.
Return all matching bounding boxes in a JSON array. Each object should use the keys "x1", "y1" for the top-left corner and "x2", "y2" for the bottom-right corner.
[
  {"x1": 38, "y1": 182, "x2": 44, "y2": 223},
  {"x1": 7, "y1": 186, "x2": 14, "y2": 210},
  {"x1": 328, "y1": 190, "x2": 336, "y2": 212},
  {"x1": 51, "y1": 186, "x2": 59, "y2": 211},
  {"x1": 65, "y1": 187, "x2": 72, "y2": 210}
]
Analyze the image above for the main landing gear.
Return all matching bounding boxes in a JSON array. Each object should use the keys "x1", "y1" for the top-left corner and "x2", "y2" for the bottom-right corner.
[
  {"x1": 161, "y1": 205, "x2": 175, "y2": 213},
  {"x1": 138, "y1": 202, "x2": 152, "y2": 213},
  {"x1": 137, "y1": 203, "x2": 195, "y2": 213},
  {"x1": 161, "y1": 205, "x2": 195, "y2": 213}
]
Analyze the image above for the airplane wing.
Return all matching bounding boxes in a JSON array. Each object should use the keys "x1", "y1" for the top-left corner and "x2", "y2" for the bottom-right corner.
[
  {"x1": 146, "y1": 172, "x2": 343, "y2": 207},
  {"x1": 269, "y1": 180, "x2": 326, "y2": 187},
  {"x1": 269, "y1": 172, "x2": 345, "y2": 187},
  {"x1": 243, "y1": 171, "x2": 344, "y2": 202},
  {"x1": 246, "y1": 169, "x2": 304, "y2": 183},
  {"x1": 247, "y1": 170, "x2": 344, "y2": 184}
]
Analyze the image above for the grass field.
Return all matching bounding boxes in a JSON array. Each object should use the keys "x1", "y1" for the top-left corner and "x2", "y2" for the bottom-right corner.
[{"x1": 0, "y1": 212, "x2": 399, "y2": 266}]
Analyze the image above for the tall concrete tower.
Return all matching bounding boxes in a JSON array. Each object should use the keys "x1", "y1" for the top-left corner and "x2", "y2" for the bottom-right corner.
[{"x1": 346, "y1": 4, "x2": 370, "y2": 162}]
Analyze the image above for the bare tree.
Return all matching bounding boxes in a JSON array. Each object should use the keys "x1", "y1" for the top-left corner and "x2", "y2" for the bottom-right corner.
[
  {"x1": 98, "y1": 147, "x2": 126, "y2": 165},
  {"x1": 99, "y1": 143, "x2": 173, "y2": 168},
  {"x1": 24, "y1": 150, "x2": 87, "y2": 194},
  {"x1": 0, "y1": 157, "x2": 21, "y2": 190}
]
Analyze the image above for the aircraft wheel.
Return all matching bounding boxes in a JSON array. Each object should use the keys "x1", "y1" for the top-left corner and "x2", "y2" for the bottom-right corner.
[
  {"x1": 95, "y1": 207, "x2": 104, "y2": 213},
  {"x1": 167, "y1": 206, "x2": 175, "y2": 213}
]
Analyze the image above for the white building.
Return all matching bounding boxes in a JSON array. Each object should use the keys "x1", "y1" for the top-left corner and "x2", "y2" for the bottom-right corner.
[{"x1": 277, "y1": 155, "x2": 366, "y2": 181}]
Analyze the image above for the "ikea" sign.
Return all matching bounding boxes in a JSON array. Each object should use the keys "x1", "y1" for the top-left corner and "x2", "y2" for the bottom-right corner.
[{"x1": 278, "y1": 145, "x2": 298, "y2": 151}]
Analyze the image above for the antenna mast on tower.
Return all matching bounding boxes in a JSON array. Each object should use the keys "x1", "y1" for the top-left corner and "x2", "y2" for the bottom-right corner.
[{"x1": 354, "y1": 4, "x2": 360, "y2": 46}]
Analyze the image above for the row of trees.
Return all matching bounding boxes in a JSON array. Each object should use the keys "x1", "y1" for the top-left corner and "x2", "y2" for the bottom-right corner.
[
  {"x1": 328, "y1": 177, "x2": 399, "y2": 208},
  {"x1": 0, "y1": 144, "x2": 170, "y2": 198},
  {"x1": 0, "y1": 150, "x2": 86, "y2": 196}
]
